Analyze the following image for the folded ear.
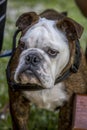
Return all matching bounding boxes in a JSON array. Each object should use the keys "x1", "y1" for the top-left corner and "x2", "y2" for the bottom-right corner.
[
  {"x1": 16, "y1": 12, "x2": 39, "y2": 31},
  {"x1": 40, "y1": 9, "x2": 67, "y2": 20},
  {"x1": 57, "y1": 17, "x2": 84, "y2": 40}
]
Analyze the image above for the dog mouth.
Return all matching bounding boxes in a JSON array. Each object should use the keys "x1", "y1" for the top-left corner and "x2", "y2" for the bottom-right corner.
[
  {"x1": 14, "y1": 70, "x2": 44, "y2": 91},
  {"x1": 15, "y1": 65, "x2": 43, "y2": 89}
]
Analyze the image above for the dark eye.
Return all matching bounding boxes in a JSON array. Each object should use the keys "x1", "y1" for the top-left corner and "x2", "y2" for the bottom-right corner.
[
  {"x1": 20, "y1": 41, "x2": 25, "y2": 50},
  {"x1": 47, "y1": 49, "x2": 59, "y2": 57}
]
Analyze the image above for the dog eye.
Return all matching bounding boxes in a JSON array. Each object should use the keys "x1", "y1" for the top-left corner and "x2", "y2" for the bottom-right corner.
[
  {"x1": 47, "y1": 49, "x2": 59, "y2": 57},
  {"x1": 20, "y1": 41, "x2": 25, "y2": 50}
]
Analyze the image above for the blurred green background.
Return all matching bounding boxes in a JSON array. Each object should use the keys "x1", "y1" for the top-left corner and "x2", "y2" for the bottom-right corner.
[{"x1": 0, "y1": 0, "x2": 87, "y2": 130}]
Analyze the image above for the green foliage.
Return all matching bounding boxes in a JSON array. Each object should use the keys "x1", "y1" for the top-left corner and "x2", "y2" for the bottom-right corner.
[
  {"x1": 0, "y1": 0, "x2": 87, "y2": 129},
  {"x1": 29, "y1": 106, "x2": 58, "y2": 130}
]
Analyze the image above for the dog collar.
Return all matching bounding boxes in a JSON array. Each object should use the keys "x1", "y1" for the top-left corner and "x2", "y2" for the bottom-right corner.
[
  {"x1": 6, "y1": 30, "x2": 81, "y2": 91},
  {"x1": 55, "y1": 39, "x2": 81, "y2": 84}
]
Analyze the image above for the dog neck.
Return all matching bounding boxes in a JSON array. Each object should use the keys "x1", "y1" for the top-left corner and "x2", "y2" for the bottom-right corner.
[{"x1": 22, "y1": 82, "x2": 68, "y2": 111}]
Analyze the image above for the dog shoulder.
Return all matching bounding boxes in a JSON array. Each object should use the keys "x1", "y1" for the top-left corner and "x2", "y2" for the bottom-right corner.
[{"x1": 64, "y1": 49, "x2": 87, "y2": 96}]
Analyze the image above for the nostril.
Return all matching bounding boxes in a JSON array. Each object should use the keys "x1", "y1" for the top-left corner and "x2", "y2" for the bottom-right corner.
[
  {"x1": 32, "y1": 56, "x2": 40, "y2": 64},
  {"x1": 25, "y1": 54, "x2": 40, "y2": 65},
  {"x1": 25, "y1": 55, "x2": 30, "y2": 64}
]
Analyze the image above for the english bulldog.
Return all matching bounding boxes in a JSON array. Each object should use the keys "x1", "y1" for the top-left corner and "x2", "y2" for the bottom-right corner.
[{"x1": 7, "y1": 9, "x2": 87, "y2": 130}]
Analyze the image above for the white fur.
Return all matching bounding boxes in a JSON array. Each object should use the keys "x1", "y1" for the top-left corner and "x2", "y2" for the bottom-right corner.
[
  {"x1": 23, "y1": 83, "x2": 68, "y2": 111},
  {"x1": 14, "y1": 18, "x2": 70, "y2": 110}
]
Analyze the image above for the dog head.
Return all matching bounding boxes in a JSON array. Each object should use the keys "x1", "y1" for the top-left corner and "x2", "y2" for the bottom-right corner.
[{"x1": 14, "y1": 10, "x2": 83, "y2": 89}]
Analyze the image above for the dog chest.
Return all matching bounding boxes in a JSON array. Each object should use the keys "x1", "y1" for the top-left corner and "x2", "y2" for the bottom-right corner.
[{"x1": 22, "y1": 83, "x2": 68, "y2": 111}]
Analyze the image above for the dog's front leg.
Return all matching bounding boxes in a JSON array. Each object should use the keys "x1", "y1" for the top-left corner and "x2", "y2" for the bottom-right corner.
[
  {"x1": 9, "y1": 89, "x2": 30, "y2": 130},
  {"x1": 58, "y1": 96, "x2": 74, "y2": 130}
]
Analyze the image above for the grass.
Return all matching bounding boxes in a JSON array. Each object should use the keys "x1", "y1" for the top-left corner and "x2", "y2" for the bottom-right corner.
[{"x1": 0, "y1": 0, "x2": 87, "y2": 130}]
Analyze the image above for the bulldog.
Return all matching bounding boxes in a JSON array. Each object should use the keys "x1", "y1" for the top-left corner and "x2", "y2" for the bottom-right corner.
[{"x1": 7, "y1": 9, "x2": 87, "y2": 130}]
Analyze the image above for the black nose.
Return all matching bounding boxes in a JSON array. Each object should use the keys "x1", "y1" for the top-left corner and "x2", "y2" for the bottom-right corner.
[{"x1": 25, "y1": 54, "x2": 40, "y2": 65}]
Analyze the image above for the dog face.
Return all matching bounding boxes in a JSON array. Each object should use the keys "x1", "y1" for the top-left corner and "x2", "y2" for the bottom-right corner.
[
  {"x1": 14, "y1": 18, "x2": 70, "y2": 89},
  {"x1": 14, "y1": 10, "x2": 83, "y2": 89}
]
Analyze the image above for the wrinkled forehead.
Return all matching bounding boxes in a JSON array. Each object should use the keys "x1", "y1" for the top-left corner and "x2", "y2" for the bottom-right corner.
[
  {"x1": 21, "y1": 18, "x2": 56, "y2": 42},
  {"x1": 21, "y1": 18, "x2": 68, "y2": 49}
]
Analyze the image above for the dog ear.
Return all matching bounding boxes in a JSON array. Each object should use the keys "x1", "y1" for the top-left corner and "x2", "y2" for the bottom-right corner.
[
  {"x1": 40, "y1": 9, "x2": 67, "y2": 20},
  {"x1": 57, "y1": 17, "x2": 84, "y2": 40},
  {"x1": 16, "y1": 12, "x2": 39, "y2": 31}
]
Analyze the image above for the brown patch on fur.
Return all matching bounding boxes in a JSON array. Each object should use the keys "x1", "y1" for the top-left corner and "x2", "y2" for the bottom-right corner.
[
  {"x1": 57, "y1": 17, "x2": 83, "y2": 40},
  {"x1": 8, "y1": 42, "x2": 30, "y2": 130},
  {"x1": 16, "y1": 12, "x2": 39, "y2": 31},
  {"x1": 40, "y1": 9, "x2": 66, "y2": 20},
  {"x1": 9, "y1": 89, "x2": 30, "y2": 130}
]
